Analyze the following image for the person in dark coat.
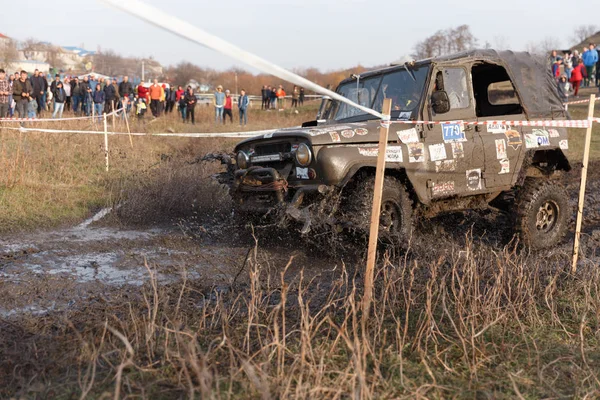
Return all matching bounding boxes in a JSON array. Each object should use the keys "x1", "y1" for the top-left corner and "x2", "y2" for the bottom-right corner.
[
  {"x1": 12, "y1": 70, "x2": 33, "y2": 118},
  {"x1": 261, "y1": 85, "x2": 269, "y2": 110},
  {"x1": 31, "y1": 70, "x2": 48, "y2": 114},
  {"x1": 184, "y1": 86, "x2": 197, "y2": 124},
  {"x1": 104, "y1": 81, "x2": 117, "y2": 113}
]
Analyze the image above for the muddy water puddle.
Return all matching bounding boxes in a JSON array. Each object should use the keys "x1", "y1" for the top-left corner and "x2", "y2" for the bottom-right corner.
[{"x1": 0, "y1": 218, "x2": 340, "y2": 318}]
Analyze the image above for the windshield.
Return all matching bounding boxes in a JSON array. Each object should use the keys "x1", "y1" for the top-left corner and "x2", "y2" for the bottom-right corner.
[{"x1": 331, "y1": 66, "x2": 429, "y2": 121}]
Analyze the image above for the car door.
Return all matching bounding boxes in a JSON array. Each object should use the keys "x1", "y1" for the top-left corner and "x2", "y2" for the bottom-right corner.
[
  {"x1": 471, "y1": 63, "x2": 525, "y2": 189},
  {"x1": 422, "y1": 66, "x2": 485, "y2": 200}
]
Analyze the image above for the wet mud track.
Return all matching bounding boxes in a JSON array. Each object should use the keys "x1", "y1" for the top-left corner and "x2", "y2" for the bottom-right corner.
[
  {"x1": 1, "y1": 163, "x2": 599, "y2": 320},
  {"x1": 0, "y1": 221, "x2": 343, "y2": 319}
]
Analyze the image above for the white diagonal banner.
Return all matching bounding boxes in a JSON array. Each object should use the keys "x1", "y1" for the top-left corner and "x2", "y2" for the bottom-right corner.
[{"x1": 98, "y1": 0, "x2": 386, "y2": 120}]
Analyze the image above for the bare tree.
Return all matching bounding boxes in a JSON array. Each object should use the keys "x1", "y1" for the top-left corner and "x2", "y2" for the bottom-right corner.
[
  {"x1": 411, "y1": 25, "x2": 478, "y2": 59},
  {"x1": 570, "y1": 24, "x2": 597, "y2": 45},
  {"x1": 0, "y1": 39, "x2": 19, "y2": 68},
  {"x1": 525, "y1": 36, "x2": 561, "y2": 56}
]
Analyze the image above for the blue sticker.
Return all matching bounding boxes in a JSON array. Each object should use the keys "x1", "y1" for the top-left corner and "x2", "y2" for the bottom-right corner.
[{"x1": 442, "y1": 123, "x2": 466, "y2": 142}]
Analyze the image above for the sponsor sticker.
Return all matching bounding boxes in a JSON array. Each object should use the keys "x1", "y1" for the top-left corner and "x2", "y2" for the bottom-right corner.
[
  {"x1": 466, "y1": 168, "x2": 482, "y2": 191},
  {"x1": 495, "y1": 139, "x2": 507, "y2": 160},
  {"x1": 429, "y1": 143, "x2": 447, "y2": 162},
  {"x1": 524, "y1": 130, "x2": 550, "y2": 149},
  {"x1": 354, "y1": 128, "x2": 369, "y2": 136},
  {"x1": 431, "y1": 181, "x2": 455, "y2": 197},
  {"x1": 385, "y1": 146, "x2": 403, "y2": 163},
  {"x1": 396, "y1": 128, "x2": 420, "y2": 143},
  {"x1": 548, "y1": 129, "x2": 560, "y2": 138},
  {"x1": 442, "y1": 122, "x2": 466, "y2": 142},
  {"x1": 435, "y1": 160, "x2": 456, "y2": 173},
  {"x1": 408, "y1": 143, "x2": 426, "y2": 163},
  {"x1": 499, "y1": 158, "x2": 510, "y2": 174},
  {"x1": 341, "y1": 129, "x2": 355, "y2": 139},
  {"x1": 358, "y1": 147, "x2": 378, "y2": 157},
  {"x1": 486, "y1": 123, "x2": 509, "y2": 134},
  {"x1": 505, "y1": 130, "x2": 522, "y2": 150},
  {"x1": 329, "y1": 131, "x2": 341, "y2": 143},
  {"x1": 398, "y1": 111, "x2": 412, "y2": 120},
  {"x1": 357, "y1": 146, "x2": 404, "y2": 162},
  {"x1": 296, "y1": 167, "x2": 309, "y2": 179},
  {"x1": 559, "y1": 139, "x2": 569, "y2": 150},
  {"x1": 451, "y1": 142, "x2": 464, "y2": 159}
]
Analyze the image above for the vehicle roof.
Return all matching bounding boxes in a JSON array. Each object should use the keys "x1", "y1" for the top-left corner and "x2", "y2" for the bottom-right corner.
[{"x1": 339, "y1": 49, "x2": 567, "y2": 119}]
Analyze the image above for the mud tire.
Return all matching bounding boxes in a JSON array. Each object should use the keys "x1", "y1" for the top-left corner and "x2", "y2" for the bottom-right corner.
[
  {"x1": 512, "y1": 178, "x2": 571, "y2": 250},
  {"x1": 345, "y1": 175, "x2": 414, "y2": 247}
]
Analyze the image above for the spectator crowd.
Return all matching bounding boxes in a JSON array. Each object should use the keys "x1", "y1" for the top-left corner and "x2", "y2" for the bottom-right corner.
[
  {"x1": 550, "y1": 43, "x2": 600, "y2": 102},
  {"x1": 0, "y1": 69, "x2": 307, "y2": 126}
]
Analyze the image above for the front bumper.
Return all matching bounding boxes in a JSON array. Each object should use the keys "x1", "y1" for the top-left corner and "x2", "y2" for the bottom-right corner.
[{"x1": 232, "y1": 166, "x2": 329, "y2": 214}]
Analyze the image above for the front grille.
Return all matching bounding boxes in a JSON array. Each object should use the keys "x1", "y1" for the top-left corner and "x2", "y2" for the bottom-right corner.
[{"x1": 254, "y1": 142, "x2": 291, "y2": 156}]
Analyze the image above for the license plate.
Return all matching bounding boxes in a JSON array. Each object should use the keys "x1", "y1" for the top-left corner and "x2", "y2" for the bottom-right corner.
[{"x1": 251, "y1": 154, "x2": 281, "y2": 163}]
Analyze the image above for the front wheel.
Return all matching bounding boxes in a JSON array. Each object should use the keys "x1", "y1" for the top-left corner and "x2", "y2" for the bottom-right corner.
[
  {"x1": 345, "y1": 175, "x2": 414, "y2": 246},
  {"x1": 512, "y1": 179, "x2": 571, "y2": 250}
]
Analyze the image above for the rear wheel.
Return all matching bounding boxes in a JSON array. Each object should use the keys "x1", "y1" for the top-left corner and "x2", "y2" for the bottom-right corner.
[
  {"x1": 512, "y1": 179, "x2": 571, "y2": 250},
  {"x1": 345, "y1": 175, "x2": 414, "y2": 246}
]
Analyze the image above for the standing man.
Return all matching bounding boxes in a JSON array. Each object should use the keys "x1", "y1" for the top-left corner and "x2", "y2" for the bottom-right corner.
[
  {"x1": 71, "y1": 77, "x2": 82, "y2": 114},
  {"x1": 238, "y1": 89, "x2": 249, "y2": 126},
  {"x1": 82, "y1": 76, "x2": 93, "y2": 116},
  {"x1": 118, "y1": 76, "x2": 134, "y2": 99},
  {"x1": 93, "y1": 84, "x2": 105, "y2": 121},
  {"x1": 582, "y1": 44, "x2": 598, "y2": 87},
  {"x1": 63, "y1": 77, "x2": 71, "y2": 112},
  {"x1": 184, "y1": 86, "x2": 197, "y2": 124},
  {"x1": 149, "y1": 78, "x2": 162, "y2": 117},
  {"x1": 261, "y1": 85, "x2": 269, "y2": 110},
  {"x1": 104, "y1": 79, "x2": 117, "y2": 113},
  {"x1": 299, "y1": 87, "x2": 305, "y2": 106},
  {"x1": 276, "y1": 85, "x2": 286, "y2": 110},
  {"x1": 213, "y1": 85, "x2": 225, "y2": 123},
  {"x1": 0, "y1": 69, "x2": 10, "y2": 118},
  {"x1": 12, "y1": 70, "x2": 32, "y2": 118},
  {"x1": 52, "y1": 81, "x2": 66, "y2": 119},
  {"x1": 50, "y1": 74, "x2": 61, "y2": 99},
  {"x1": 31, "y1": 69, "x2": 47, "y2": 114}
]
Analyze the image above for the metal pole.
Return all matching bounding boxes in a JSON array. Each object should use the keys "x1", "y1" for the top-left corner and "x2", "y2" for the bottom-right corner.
[{"x1": 572, "y1": 94, "x2": 596, "y2": 273}]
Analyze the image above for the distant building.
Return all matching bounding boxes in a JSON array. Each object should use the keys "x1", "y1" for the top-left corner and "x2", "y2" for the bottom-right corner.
[{"x1": 8, "y1": 59, "x2": 50, "y2": 74}]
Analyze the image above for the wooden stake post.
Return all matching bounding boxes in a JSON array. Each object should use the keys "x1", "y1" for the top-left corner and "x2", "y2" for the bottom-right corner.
[
  {"x1": 103, "y1": 113, "x2": 109, "y2": 172},
  {"x1": 572, "y1": 94, "x2": 596, "y2": 273},
  {"x1": 363, "y1": 98, "x2": 392, "y2": 320},
  {"x1": 123, "y1": 102, "x2": 134, "y2": 149}
]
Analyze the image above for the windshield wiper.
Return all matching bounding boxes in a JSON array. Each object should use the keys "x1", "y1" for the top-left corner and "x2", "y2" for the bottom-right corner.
[{"x1": 404, "y1": 62, "x2": 416, "y2": 82}]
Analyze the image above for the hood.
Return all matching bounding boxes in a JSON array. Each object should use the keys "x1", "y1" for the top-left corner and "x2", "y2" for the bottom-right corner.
[{"x1": 235, "y1": 120, "x2": 387, "y2": 150}]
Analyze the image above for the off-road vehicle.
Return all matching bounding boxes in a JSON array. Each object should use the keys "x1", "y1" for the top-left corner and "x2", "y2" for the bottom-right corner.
[{"x1": 224, "y1": 50, "x2": 572, "y2": 249}]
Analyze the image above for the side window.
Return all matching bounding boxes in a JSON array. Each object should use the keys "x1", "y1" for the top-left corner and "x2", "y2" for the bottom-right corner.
[
  {"x1": 443, "y1": 68, "x2": 470, "y2": 109},
  {"x1": 472, "y1": 63, "x2": 523, "y2": 117},
  {"x1": 488, "y1": 81, "x2": 519, "y2": 105}
]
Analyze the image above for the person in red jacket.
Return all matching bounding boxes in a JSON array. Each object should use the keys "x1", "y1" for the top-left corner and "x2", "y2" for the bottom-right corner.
[{"x1": 570, "y1": 63, "x2": 587, "y2": 97}]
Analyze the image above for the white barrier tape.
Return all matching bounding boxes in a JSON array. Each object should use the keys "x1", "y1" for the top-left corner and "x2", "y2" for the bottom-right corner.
[
  {"x1": 99, "y1": 0, "x2": 386, "y2": 121},
  {"x1": 391, "y1": 119, "x2": 592, "y2": 128},
  {"x1": 564, "y1": 97, "x2": 600, "y2": 105},
  {"x1": 1, "y1": 126, "x2": 272, "y2": 138},
  {"x1": 0, "y1": 107, "x2": 126, "y2": 123}
]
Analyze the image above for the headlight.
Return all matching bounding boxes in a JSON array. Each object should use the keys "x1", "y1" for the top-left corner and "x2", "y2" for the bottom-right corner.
[
  {"x1": 236, "y1": 150, "x2": 249, "y2": 169},
  {"x1": 295, "y1": 143, "x2": 312, "y2": 166}
]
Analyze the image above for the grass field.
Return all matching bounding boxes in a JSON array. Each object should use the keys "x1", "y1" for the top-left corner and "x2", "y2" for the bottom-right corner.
[
  {"x1": 1, "y1": 94, "x2": 600, "y2": 398},
  {"x1": 0, "y1": 102, "x2": 319, "y2": 233}
]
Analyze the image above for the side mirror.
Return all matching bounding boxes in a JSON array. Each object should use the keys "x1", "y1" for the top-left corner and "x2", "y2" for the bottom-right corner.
[{"x1": 431, "y1": 90, "x2": 450, "y2": 114}]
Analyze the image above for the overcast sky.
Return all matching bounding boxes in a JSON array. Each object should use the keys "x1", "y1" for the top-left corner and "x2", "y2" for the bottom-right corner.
[{"x1": 3, "y1": 0, "x2": 597, "y2": 72}]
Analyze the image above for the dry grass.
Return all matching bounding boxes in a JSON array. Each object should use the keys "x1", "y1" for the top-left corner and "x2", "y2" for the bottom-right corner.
[
  {"x1": 1, "y1": 239, "x2": 600, "y2": 398},
  {"x1": 0, "y1": 102, "x2": 318, "y2": 233}
]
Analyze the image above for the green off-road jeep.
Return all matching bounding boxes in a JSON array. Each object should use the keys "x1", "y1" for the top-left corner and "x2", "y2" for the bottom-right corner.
[{"x1": 224, "y1": 50, "x2": 573, "y2": 249}]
